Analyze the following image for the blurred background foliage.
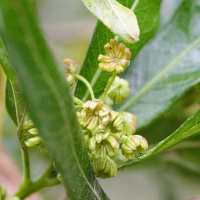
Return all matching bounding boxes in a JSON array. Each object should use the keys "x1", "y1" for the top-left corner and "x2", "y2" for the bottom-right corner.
[{"x1": 0, "y1": 0, "x2": 200, "y2": 199}]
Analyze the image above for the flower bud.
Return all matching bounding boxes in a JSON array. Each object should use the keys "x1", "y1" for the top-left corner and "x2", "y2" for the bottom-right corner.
[
  {"x1": 63, "y1": 58, "x2": 77, "y2": 75},
  {"x1": 25, "y1": 136, "x2": 41, "y2": 147},
  {"x1": 80, "y1": 100, "x2": 110, "y2": 131},
  {"x1": 22, "y1": 120, "x2": 35, "y2": 131},
  {"x1": 108, "y1": 77, "x2": 130, "y2": 104},
  {"x1": 98, "y1": 39, "x2": 131, "y2": 74},
  {"x1": 28, "y1": 128, "x2": 39, "y2": 136},
  {"x1": 121, "y1": 112, "x2": 137, "y2": 134}
]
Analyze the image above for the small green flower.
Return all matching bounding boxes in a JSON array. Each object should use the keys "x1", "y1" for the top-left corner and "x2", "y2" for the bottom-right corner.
[
  {"x1": 63, "y1": 58, "x2": 77, "y2": 75},
  {"x1": 108, "y1": 111, "x2": 125, "y2": 139},
  {"x1": 89, "y1": 134, "x2": 119, "y2": 159},
  {"x1": 80, "y1": 100, "x2": 110, "y2": 131},
  {"x1": 108, "y1": 76, "x2": 130, "y2": 104},
  {"x1": 98, "y1": 39, "x2": 131, "y2": 73},
  {"x1": 121, "y1": 112, "x2": 137, "y2": 134},
  {"x1": 92, "y1": 156, "x2": 117, "y2": 178},
  {"x1": 25, "y1": 136, "x2": 41, "y2": 147},
  {"x1": 121, "y1": 135, "x2": 148, "y2": 160}
]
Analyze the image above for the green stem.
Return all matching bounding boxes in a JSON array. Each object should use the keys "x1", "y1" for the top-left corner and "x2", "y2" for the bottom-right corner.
[
  {"x1": 75, "y1": 74, "x2": 95, "y2": 100},
  {"x1": 100, "y1": 72, "x2": 117, "y2": 101},
  {"x1": 118, "y1": 36, "x2": 200, "y2": 111},
  {"x1": 73, "y1": 96, "x2": 83, "y2": 106},
  {"x1": 14, "y1": 162, "x2": 60, "y2": 199}
]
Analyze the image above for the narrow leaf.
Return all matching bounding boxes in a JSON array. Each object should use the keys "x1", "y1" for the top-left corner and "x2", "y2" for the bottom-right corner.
[
  {"x1": 118, "y1": 0, "x2": 200, "y2": 129},
  {"x1": 0, "y1": 1, "x2": 109, "y2": 199},
  {"x1": 0, "y1": 37, "x2": 16, "y2": 82},
  {"x1": 75, "y1": 0, "x2": 162, "y2": 101},
  {"x1": 118, "y1": 108, "x2": 200, "y2": 170},
  {"x1": 82, "y1": 0, "x2": 140, "y2": 43}
]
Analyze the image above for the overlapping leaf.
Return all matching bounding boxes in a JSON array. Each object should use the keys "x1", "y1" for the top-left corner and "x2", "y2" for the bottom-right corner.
[
  {"x1": 118, "y1": 108, "x2": 200, "y2": 170},
  {"x1": 0, "y1": 0, "x2": 109, "y2": 199},
  {"x1": 75, "y1": 0, "x2": 162, "y2": 101},
  {"x1": 118, "y1": 0, "x2": 200, "y2": 129},
  {"x1": 82, "y1": 0, "x2": 140, "y2": 43}
]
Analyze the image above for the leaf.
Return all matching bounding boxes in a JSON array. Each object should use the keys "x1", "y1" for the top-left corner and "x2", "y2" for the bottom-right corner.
[
  {"x1": 0, "y1": 37, "x2": 16, "y2": 83},
  {"x1": 5, "y1": 79, "x2": 17, "y2": 125},
  {"x1": 75, "y1": 0, "x2": 162, "y2": 101},
  {"x1": 118, "y1": 108, "x2": 200, "y2": 170},
  {"x1": 82, "y1": 0, "x2": 140, "y2": 43},
  {"x1": 118, "y1": 0, "x2": 200, "y2": 129},
  {"x1": 0, "y1": 1, "x2": 109, "y2": 199}
]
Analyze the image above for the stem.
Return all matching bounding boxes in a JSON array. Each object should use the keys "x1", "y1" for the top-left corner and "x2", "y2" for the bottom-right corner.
[
  {"x1": 73, "y1": 96, "x2": 83, "y2": 106},
  {"x1": 99, "y1": 72, "x2": 117, "y2": 101},
  {"x1": 14, "y1": 162, "x2": 60, "y2": 199},
  {"x1": 75, "y1": 74, "x2": 95, "y2": 100},
  {"x1": 118, "y1": 36, "x2": 200, "y2": 111}
]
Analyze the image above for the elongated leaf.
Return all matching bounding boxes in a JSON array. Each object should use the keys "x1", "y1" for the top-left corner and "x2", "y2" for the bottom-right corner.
[
  {"x1": 5, "y1": 79, "x2": 17, "y2": 125},
  {"x1": 0, "y1": 1, "x2": 109, "y2": 199},
  {"x1": 82, "y1": 0, "x2": 140, "y2": 43},
  {"x1": 118, "y1": 0, "x2": 200, "y2": 129},
  {"x1": 0, "y1": 37, "x2": 16, "y2": 83},
  {"x1": 118, "y1": 108, "x2": 200, "y2": 170},
  {"x1": 75, "y1": 0, "x2": 162, "y2": 101}
]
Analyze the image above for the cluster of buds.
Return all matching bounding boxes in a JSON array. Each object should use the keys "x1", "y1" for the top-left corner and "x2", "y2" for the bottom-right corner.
[
  {"x1": 73, "y1": 39, "x2": 148, "y2": 178},
  {"x1": 23, "y1": 39, "x2": 148, "y2": 180},
  {"x1": 77, "y1": 99, "x2": 148, "y2": 178},
  {"x1": 21, "y1": 120, "x2": 46, "y2": 153}
]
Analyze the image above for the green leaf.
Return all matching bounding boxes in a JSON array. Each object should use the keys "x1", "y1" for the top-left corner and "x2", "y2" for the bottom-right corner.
[
  {"x1": 75, "y1": 0, "x2": 162, "y2": 101},
  {"x1": 5, "y1": 79, "x2": 17, "y2": 125},
  {"x1": 0, "y1": 1, "x2": 109, "y2": 199},
  {"x1": 0, "y1": 36, "x2": 16, "y2": 82},
  {"x1": 82, "y1": 0, "x2": 140, "y2": 43},
  {"x1": 118, "y1": 108, "x2": 200, "y2": 170},
  {"x1": 118, "y1": 0, "x2": 200, "y2": 129}
]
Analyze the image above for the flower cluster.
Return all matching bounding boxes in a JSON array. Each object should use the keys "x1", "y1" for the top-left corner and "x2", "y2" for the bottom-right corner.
[{"x1": 24, "y1": 39, "x2": 148, "y2": 180}]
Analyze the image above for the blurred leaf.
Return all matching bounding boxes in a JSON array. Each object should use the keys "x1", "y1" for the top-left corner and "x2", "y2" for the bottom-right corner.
[
  {"x1": 118, "y1": 108, "x2": 200, "y2": 170},
  {"x1": 118, "y1": 0, "x2": 200, "y2": 129},
  {"x1": 0, "y1": 37, "x2": 16, "y2": 83},
  {"x1": 0, "y1": 0, "x2": 109, "y2": 199},
  {"x1": 82, "y1": 0, "x2": 140, "y2": 43},
  {"x1": 5, "y1": 79, "x2": 17, "y2": 125},
  {"x1": 75, "y1": 0, "x2": 162, "y2": 101}
]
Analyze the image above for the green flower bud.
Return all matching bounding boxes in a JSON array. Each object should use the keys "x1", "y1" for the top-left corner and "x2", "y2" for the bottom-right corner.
[
  {"x1": 28, "y1": 128, "x2": 39, "y2": 136},
  {"x1": 21, "y1": 120, "x2": 35, "y2": 131},
  {"x1": 89, "y1": 135, "x2": 119, "y2": 159},
  {"x1": 25, "y1": 136, "x2": 41, "y2": 147},
  {"x1": 66, "y1": 74, "x2": 75, "y2": 89},
  {"x1": 134, "y1": 135, "x2": 148, "y2": 154},
  {"x1": 80, "y1": 100, "x2": 110, "y2": 131},
  {"x1": 108, "y1": 76, "x2": 130, "y2": 104},
  {"x1": 121, "y1": 112, "x2": 137, "y2": 134},
  {"x1": 92, "y1": 157, "x2": 117, "y2": 178},
  {"x1": 64, "y1": 58, "x2": 77, "y2": 76},
  {"x1": 98, "y1": 39, "x2": 131, "y2": 74}
]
